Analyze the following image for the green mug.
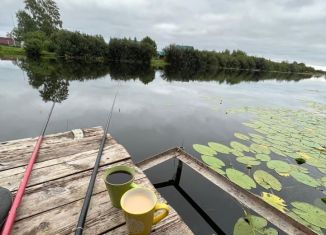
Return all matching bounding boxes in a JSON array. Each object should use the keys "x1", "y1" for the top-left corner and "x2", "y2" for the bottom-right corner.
[{"x1": 103, "y1": 165, "x2": 139, "y2": 208}]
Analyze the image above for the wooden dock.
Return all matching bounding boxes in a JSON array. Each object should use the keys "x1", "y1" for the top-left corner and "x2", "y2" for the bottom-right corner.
[{"x1": 0, "y1": 127, "x2": 193, "y2": 235}]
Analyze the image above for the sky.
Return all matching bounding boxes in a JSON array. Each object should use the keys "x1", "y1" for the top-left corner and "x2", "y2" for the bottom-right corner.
[{"x1": 1, "y1": 0, "x2": 325, "y2": 68}]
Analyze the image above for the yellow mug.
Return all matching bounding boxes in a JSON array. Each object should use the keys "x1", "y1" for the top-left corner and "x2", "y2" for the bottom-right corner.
[{"x1": 120, "y1": 187, "x2": 170, "y2": 235}]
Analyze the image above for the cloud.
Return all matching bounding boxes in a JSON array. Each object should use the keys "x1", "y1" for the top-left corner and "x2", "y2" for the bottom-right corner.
[
  {"x1": 154, "y1": 23, "x2": 179, "y2": 33},
  {"x1": 0, "y1": 0, "x2": 325, "y2": 66}
]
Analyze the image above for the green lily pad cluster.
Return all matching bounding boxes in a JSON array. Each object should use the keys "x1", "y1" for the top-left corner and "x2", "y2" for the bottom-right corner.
[
  {"x1": 194, "y1": 101, "x2": 326, "y2": 234},
  {"x1": 288, "y1": 202, "x2": 326, "y2": 234},
  {"x1": 193, "y1": 143, "x2": 226, "y2": 175},
  {"x1": 234, "y1": 105, "x2": 326, "y2": 173},
  {"x1": 229, "y1": 102, "x2": 326, "y2": 189},
  {"x1": 234, "y1": 214, "x2": 278, "y2": 235}
]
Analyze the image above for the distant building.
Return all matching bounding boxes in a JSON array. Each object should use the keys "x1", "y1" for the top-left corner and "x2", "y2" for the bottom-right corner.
[
  {"x1": 157, "y1": 50, "x2": 166, "y2": 58},
  {"x1": 175, "y1": 45, "x2": 194, "y2": 50},
  {"x1": 0, "y1": 37, "x2": 15, "y2": 46}
]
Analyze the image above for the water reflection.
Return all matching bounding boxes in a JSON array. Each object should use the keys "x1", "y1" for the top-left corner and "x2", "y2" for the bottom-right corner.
[
  {"x1": 13, "y1": 58, "x2": 317, "y2": 103},
  {"x1": 109, "y1": 62, "x2": 155, "y2": 84},
  {"x1": 16, "y1": 59, "x2": 109, "y2": 103},
  {"x1": 1, "y1": 58, "x2": 325, "y2": 234},
  {"x1": 163, "y1": 65, "x2": 314, "y2": 84},
  {"x1": 15, "y1": 59, "x2": 155, "y2": 103}
]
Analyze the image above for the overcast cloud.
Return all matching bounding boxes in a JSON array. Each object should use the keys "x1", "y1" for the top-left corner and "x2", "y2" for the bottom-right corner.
[{"x1": 1, "y1": 0, "x2": 325, "y2": 67}]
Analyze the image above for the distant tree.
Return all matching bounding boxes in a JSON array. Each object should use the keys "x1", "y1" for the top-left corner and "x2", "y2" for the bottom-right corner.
[
  {"x1": 50, "y1": 30, "x2": 108, "y2": 59},
  {"x1": 223, "y1": 49, "x2": 230, "y2": 55},
  {"x1": 25, "y1": 38, "x2": 42, "y2": 58},
  {"x1": 106, "y1": 38, "x2": 153, "y2": 64},
  {"x1": 141, "y1": 36, "x2": 157, "y2": 57},
  {"x1": 13, "y1": 0, "x2": 62, "y2": 41},
  {"x1": 232, "y1": 50, "x2": 247, "y2": 57}
]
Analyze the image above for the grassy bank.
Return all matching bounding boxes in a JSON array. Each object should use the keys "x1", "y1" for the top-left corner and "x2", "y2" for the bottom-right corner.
[
  {"x1": 0, "y1": 45, "x2": 167, "y2": 67},
  {"x1": 0, "y1": 45, "x2": 56, "y2": 59},
  {"x1": 0, "y1": 45, "x2": 25, "y2": 58},
  {"x1": 151, "y1": 58, "x2": 168, "y2": 69}
]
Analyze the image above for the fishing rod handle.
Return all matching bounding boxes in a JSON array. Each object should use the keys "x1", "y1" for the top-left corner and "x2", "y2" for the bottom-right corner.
[{"x1": 1, "y1": 137, "x2": 43, "y2": 235}]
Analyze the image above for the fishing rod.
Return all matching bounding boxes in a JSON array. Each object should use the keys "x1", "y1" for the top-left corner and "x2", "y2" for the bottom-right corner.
[
  {"x1": 75, "y1": 89, "x2": 119, "y2": 235},
  {"x1": 1, "y1": 102, "x2": 55, "y2": 235}
]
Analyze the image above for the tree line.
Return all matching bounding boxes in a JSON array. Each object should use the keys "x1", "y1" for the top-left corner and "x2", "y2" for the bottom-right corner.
[
  {"x1": 11, "y1": 0, "x2": 320, "y2": 74},
  {"x1": 13, "y1": 1, "x2": 156, "y2": 63},
  {"x1": 163, "y1": 45, "x2": 316, "y2": 73},
  {"x1": 23, "y1": 30, "x2": 157, "y2": 63}
]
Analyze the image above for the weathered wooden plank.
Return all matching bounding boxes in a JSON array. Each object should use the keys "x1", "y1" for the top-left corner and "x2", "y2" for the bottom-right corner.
[
  {"x1": 12, "y1": 177, "x2": 164, "y2": 235},
  {"x1": 16, "y1": 160, "x2": 143, "y2": 221},
  {"x1": 103, "y1": 212, "x2": 193, "y2": 235},
  {"x1": 0, "y1": 127, "x2": 102, "y2": 151},
  {"x1": 137, "y1": 147, "x2": 181, "y2": 171},
  {"x1": 0, "y1": 128, "x2": 106, "y2": 171},
  {"x1": 0, "y1": 140, "x2": 112, "y2": 179},
  {"x1": 0, "y1": 143, "x2": 130, "y2": 191},
  {"x1": 137, "y1": 147, "x2": 317, "y2": 235}
]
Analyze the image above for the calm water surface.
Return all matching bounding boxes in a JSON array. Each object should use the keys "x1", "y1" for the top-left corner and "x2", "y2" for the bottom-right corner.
[{"x1": 0, "y1": 59, "x2": 325, "y2": 234}]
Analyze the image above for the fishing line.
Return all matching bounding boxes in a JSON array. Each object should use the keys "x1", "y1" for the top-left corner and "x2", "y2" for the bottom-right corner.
[
  {"x1": 1, "y1": 102, "x2": 55, "y2": 235},
  {"x1": 75, "y1": 85, "x2": 119, "y2": 235}
]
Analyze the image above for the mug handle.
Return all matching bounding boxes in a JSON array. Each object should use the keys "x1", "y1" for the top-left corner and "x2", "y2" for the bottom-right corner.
[{"x1": 153, "y1": 203, "x2": 169, "y2": 225}]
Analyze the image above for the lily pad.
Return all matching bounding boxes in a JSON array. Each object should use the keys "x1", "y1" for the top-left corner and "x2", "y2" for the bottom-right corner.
[
  {"x1": 270, "y1": 147, "x2": 287, "y2": 157},
  {"x1": 209, "y1": 165, "x2": 226, "y2": 175},
  {"x1": 262, "y1": 192, "x2": 287, "y2": 213},
  {"x1": 230, "y1": 141, "x2": 250, "y2": 152},
  {"x1": 234, "y1": 133, "x2": 250, "y2": 141},
  {"x1": 193, "y1": 144, "x2": 216, "y2": 156},
  {"x1": 226, "y1": 168, "x2": 256, "y2": 190},
  {"x1": 251, "y1": 138, "x2": 271, "y2": 146},
  {"x1": 201, "y1": 155, "x2": 225, "y2": 168},
  {"x1": 236, "y1": 157, "x2": 261, "y2": 166},
  {"x1": 321, "y1": 177, "x2": 326, "y2": 187},
  {"x1": 250, "y1": 143, "x2": 270, "y2": 154},
  {"x1": 306, "y1": 158, "x2": 326, "y2": 169},
  {"x1": 231, "y1": 149, "x2": 244, "y2": 157},
  {"x1": 233, "y1": 215, "x2": 278, "y2": 235},
  {"x1": 255, "y1": 154, "x2": 270, "y2": 162},
  {"x1": 317, "y1": 167, "x2": 326, "y2": 174},
  {"x1": 208, "y1": 142, "x2": 231, "y2": 154},
  {"x1": 291, "y1": 202, "x2": 326, "y2": 228},
  {"x1": 288, "y1": 212, "x2": 324, "y2": 235},
  {"x1": 267, "y1": 160, "x2": 291, "y2": 175},
  {"x1": 290, "y1": 171, "x2": 321, "y2": 187},
  {"x1": 289, "y1": 164, "x2": 309, "y2": 174},
  {"x1": 249, "y1": 133, "x2": 265, "y2": 139},
  {"x1": 253, "y1": 170, "x2": 282, "y2": 191}
]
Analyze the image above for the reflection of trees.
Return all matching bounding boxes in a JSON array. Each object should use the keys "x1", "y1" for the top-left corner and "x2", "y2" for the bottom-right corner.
[
  {"x1": 162, "y1": 65, "x2": 314, "y2": 85},
  {"x1": 16, "y1": 59, "x2": 70, "y2": 103},
  {"x1": 15, "y1": 59, "x2": 156, "y2": 103},
  {"x1": 108, "y1": 62, "x2": 155, "y2": 84},
  {"x1": 13, "y1": 58, "x2": 314, "y2": 103},
  {"x1": 16, "y1": 59, "x2": 105, "y2": 103}
]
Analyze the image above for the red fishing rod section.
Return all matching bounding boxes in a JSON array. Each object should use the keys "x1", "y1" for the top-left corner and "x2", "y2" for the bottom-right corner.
[{"x1": 1, "y1": 102, "x2": 55, "y2": 235}]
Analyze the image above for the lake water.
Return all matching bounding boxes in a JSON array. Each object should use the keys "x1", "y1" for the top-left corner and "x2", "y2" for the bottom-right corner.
[{"x1": 1, "y1": 58, "x2": 325, "y2": 234}]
